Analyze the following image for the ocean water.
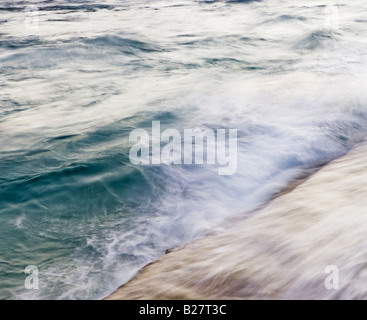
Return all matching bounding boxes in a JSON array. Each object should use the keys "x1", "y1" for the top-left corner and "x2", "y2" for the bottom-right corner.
[{"x1": 1, "y1": 0, "x2": 367, "y2": 299}]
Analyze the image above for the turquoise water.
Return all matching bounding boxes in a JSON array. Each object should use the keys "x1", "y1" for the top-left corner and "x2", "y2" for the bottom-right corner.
[{"x1": 1, "y1": 0, "x2": 367, "y2": 299}]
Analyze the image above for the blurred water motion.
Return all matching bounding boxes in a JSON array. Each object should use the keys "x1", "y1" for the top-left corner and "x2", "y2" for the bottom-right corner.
[{"x1": 107, "y1": 140, "x2": 367, "y2": 300}]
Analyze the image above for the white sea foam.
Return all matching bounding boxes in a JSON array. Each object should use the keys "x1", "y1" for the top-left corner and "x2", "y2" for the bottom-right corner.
[{"x1": 1, "y1": 0, "x2": 367, "y2": 299}]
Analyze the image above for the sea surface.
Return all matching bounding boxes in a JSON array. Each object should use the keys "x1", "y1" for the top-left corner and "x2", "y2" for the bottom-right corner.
[{"x1": 1, "y1": 0, "x2": 367, "y2": 299}]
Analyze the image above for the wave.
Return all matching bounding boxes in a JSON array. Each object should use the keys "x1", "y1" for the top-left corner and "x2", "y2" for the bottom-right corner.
[
  {"x1": 2, "y1": 0, "x2": 367, "y2": 299},
  {"x1": 105, "y1": 140, "x2": 367, "y2": 300}
]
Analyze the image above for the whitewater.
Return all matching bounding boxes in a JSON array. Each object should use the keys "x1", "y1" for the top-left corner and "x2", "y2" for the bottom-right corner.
[{"x1": 1, "y1": 0, "x2": 367, "y2": 299}]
